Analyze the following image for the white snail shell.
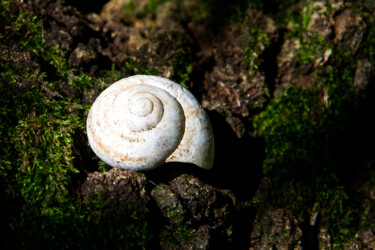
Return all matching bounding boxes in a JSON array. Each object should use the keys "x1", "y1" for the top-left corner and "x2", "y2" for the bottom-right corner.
[{"x1": 86, "y1": 75, "x2": 214, "y2": 171}]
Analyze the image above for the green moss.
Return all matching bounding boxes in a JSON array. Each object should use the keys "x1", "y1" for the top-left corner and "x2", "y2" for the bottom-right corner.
[
  {"x1": 0, "y1": 1, "x2": 153, "y2": 248},
  {"x1": 124, "y1": 56, "x2": 159, "y2": 76},
  {"x1": 355, "y1": 5, "x2": 375, "y2": 65},
  {"x1": 98, "y1": 160, "x2": 112, "y2": 173},
  {"x1": 123, "y1": 0, "x2": 136, "y2": 22},
  {"x1": 162, "y1": 206, "x2": 196, "y2": 245},
  {"x1": 188, "y1": 0, "x2": 252, "y2": 26},
  {"x1": 252, "y1": 1, "x2": 374, "y2": 246},
  {"x1": 252, "y1": 79, "x2": 362, "y2": 245},
  {"x1": 243, "y1": 28, "x2": 270, "y2": 82},
  {"x1": 123, "y1": 0, "x2": 167, "y2": 22},
  {"x1": 171, "y1": 49, "x2": 193, "y2": 88},
  {"x1": 0, "y1": 61, "x2": 88, "y2": 248},
  {"x1": 81, "y1": 194, "x2": 150, "y2": 249},
  {"x1": 142, "y1": 0, "x2": 167, "y2": 17},
  {"x1": 297, "y1": 35, "x2": 331, "y2": 66}
]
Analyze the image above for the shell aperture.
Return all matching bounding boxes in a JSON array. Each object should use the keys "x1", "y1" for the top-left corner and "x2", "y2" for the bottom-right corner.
[{"x1": 86, "y1": 75, "x2": 214, "y2": 171}]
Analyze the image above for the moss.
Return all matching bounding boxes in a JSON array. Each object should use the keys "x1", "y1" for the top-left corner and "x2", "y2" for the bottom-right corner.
[
  {"x1": 252, "y1": 78, "x2": 363, "y2": 246},
  {"x1": 123, "y1": 0, "x2": 137, "y2": 22},
  {"x1": 0, "y1": 61, "x2": 89, "y2": 248},
  {"x1": 252, "y1": 0, "x2": 374, "y2": 246},
  {"x1": 0, "y1": 1, "x2": 153, "y2": 248},
  {"x1": 187, "y1": 0, "x2": 252, "y2": 26},
  {"x1": 355, "y1": 5, "x2": 375, "y2": 65},
  {"x1": 243, "y1": 28, "x2": 270, "y2": 82},
  {"x1": 124, "y1": 56, "x2": 160, "y2": 76},
  {"x1": 142, "y1": 0, "x2": 167, "y2": 17},
  {"x1": 122, "y1": 0, "x2": 167, "y2": 23},
  {"x1": 97, "y1": 160, "x2": 112, "y2": 173},
  {"x1": 162, "y1": 206, "x2": 196, "y2": 245},
  {"x1": 171, "y1": 49, "x2": 193, "y2": 88},
  {"x1": 81, "y1": 194, "x2": 151, "y2": 249}
]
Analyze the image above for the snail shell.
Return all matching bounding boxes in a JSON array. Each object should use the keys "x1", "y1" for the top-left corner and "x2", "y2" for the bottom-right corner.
[{"x1": 86, "y1": 75, "x2": 214, "y2": 171}]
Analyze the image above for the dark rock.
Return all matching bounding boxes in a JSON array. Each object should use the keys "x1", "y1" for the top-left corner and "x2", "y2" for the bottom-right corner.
[
  {"x1": 79, "y1": 168, "x2": 152, "y2": 248},
  {"x1": 350, "y1": 228, "x2": 375, "y2": 249},
  {"x1": 44, "y1": 28, "x2": 73, "y2": 51},
  {"x1": 131, "y1": 30, "x2": 194, "y2": 79},
  {"x1": 81, "y1": 168, "x2": 149, "y2": 213},
  {"x1": 169, "y1": 175, "x2": 235, "y2": 224},
  {"x1": 202, "y1": 10, "x2": 275, "y2": 120},
  {"x1": 275, "y1": 2, "x2": 334, "y2": 91},
  {"x1": 276, "y1": 4, "x2": 368, "y2": 95},
  {"x1": 225, "y1": 116, "x2": 246, "y2": 138},
  {"x1": 85, "y1": 13, "x2": 103, "y2": 33},
  {"x1": 306, "y1": 2, "x2": 333, "y2": 39},
  {"x1": 250, "y1": 208, "x2": 303, "y2": 249},
  {"x1": 323, "y1": 228, "x2": 375, "y2": 249},
  {"x1": 317, "y1": 228, "x2": 332, "y2": 249},
  {"x1": 0, "y1": 40, "x2": 38, "y2": 73},
  {"x1": 341, "y1": 181, "x2": 375, "y2": 249},
  {"x1": 49, "y1": 4, "x2": 83, "y2": 37},
  {"x1": 0, "y1": 40, "x2": 44, "y2": 96},
  {"x1": 333, "y1": 9, "x2": 367, "y2": 55},
  {"x1": 151, "y1": 184, "x2": 185, "y2": 221},
  {"x1": 99, "y1": 0, "x2": 191, "y2": 74},
  {"x1": 354, "y1": 58, "x2": 374, "y2": 94},
  {"x1": 68, "y1": 42, "x2": 97, "y2": 68},
  {"x1": 151, "y1": 174, "x2": 235, "y2": 249}
]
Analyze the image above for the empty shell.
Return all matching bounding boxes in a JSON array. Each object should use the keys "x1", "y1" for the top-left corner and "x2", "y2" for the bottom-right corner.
[{"x1": 86, "y1": 75, "x2": 214, "y2": 171}]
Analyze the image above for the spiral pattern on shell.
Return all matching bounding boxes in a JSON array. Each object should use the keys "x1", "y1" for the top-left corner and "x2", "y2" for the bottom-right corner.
[{"x1": 87, "y1": 75, "x2": 214, "y2": 171}]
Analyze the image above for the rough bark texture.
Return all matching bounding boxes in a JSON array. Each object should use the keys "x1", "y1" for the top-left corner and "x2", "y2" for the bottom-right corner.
[
  {"x1": 250, "y1": 208, "x2": 303, "y2": 249},
  {"x1": 2, "y1": 0, "x2": 375, "y2": 249},
  {"x1": 151, "y1": 174, "x2": 235, "y2": 249},
  {"x1": 81, "y1": 168, "x2": 149, "y2": 213}
]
